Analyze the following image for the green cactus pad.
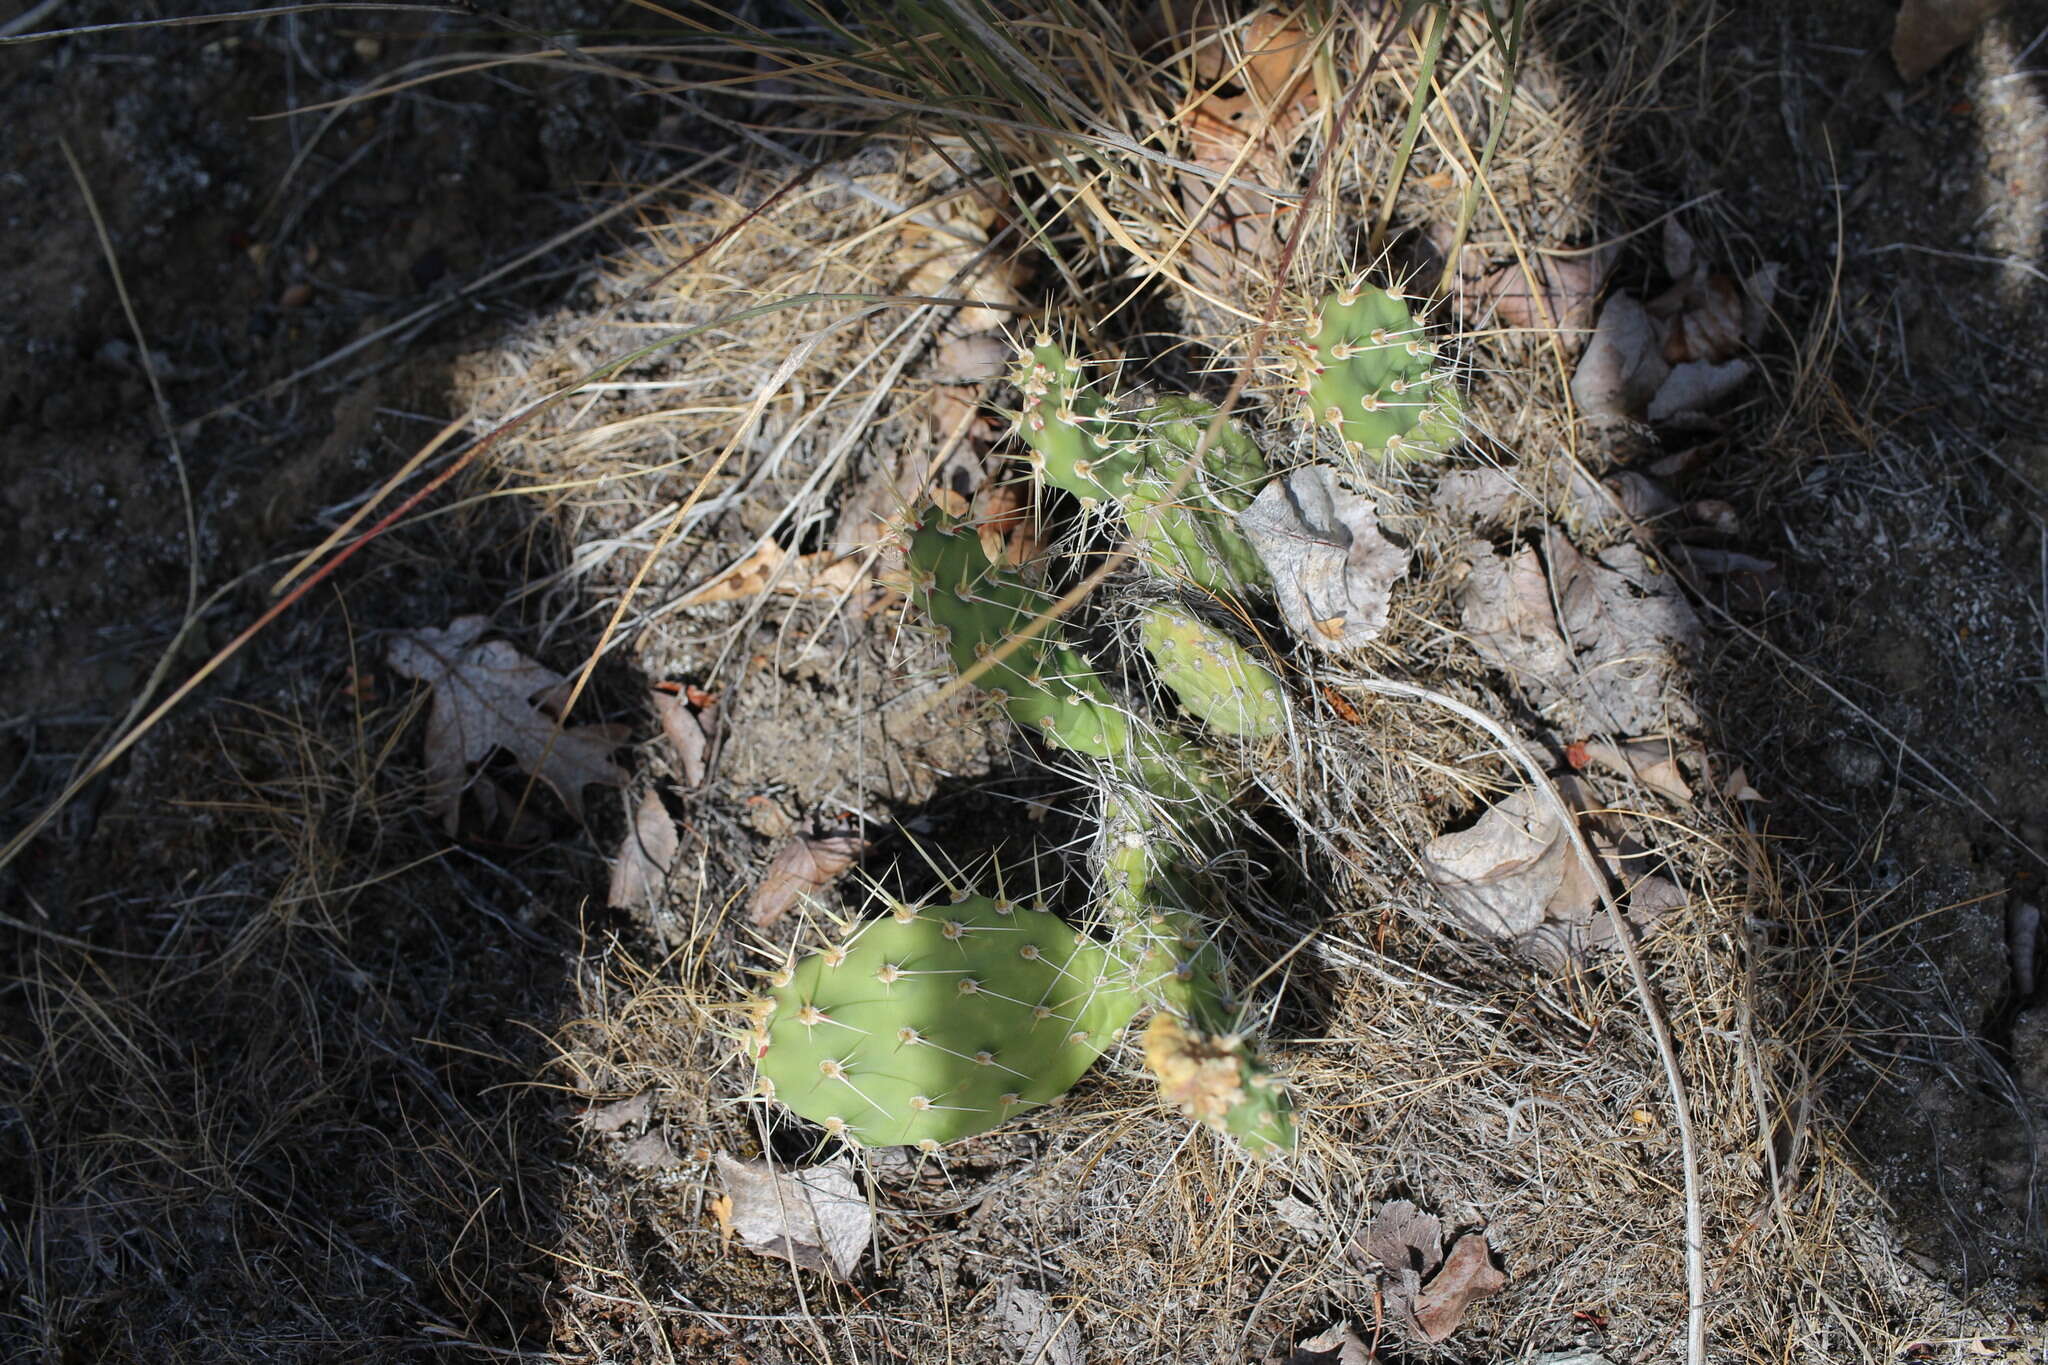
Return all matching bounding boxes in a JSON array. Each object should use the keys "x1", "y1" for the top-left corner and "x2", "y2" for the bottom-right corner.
[
  {"x1": 908, "y1": 510, "x2": 1133, "y2": 758},
  {"x1": 1138, "y1": 604, "x2": 1288, "y2": 739},
  {"x1": 1119, "y1": 398, "x2": 1272, "y2": 597},
  {"x1": 754, "y1": 896, "x2": 1142, "y2": 1149},
  {"x1": 1298, "y1": 285, "x2": 1462, "y2": 460},
  {"x1": 1015, "y1": 338, "x2": 1140, "y2": 502}
]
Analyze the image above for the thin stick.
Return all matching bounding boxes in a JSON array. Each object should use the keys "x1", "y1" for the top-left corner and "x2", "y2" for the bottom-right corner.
[{"x1": 1333, "y1": 671, "x2": 1708, "y2": 1365}]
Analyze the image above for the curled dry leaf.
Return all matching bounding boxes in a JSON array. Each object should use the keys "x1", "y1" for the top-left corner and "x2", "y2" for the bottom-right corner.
[
  {"x1": 1173, "y1": 13, "x2": 1318, "y2": 295},
  {"x1": 581, "y1": 1090, "x2": 653, "y2": 1135},
  {"x1": 607, "y1": 788, "x2": 680, "y2": 912},
  {"x1": 1571, "y1": 293, "x2": 1671, "y2": 421},
  {"x1": 1355, "y1": 1200, "x2": 1506, "y2": 1344},
  {"x1": 384, "y1": 615, "x2": 629, "y2": 836},
  {"x1": 1579, "y1": 738, "x2": 1695, "y2": 805},
  {"x1": 1271, "y1": 1321, "x2": 1371, "y2": 1365},
  {"x1": 1240, "y1": 466, "x2": 1410, "y2": 650},
  {"x1": 1432, "y1": 463, "x2": 1676, "y2": 531},
  {"x1": 1441, "y1": 229, "x2": 1617, "y2": 343},
  {"x1": 994, "y1": 1282, "x2": 1088, "y2": 1365},
  {"x1": 747, "y1": 833, "x2": 867, "y2": 928},
  {"x1": 674, "y1": 539, "x2": 869, "y2": 610},
  {"x1": 1421, "y1": 779, "x2": 1684, "y2": 967},
  {"x1": 1457, "y1": 528, "x2": 1703, "y2": 735},
  {"x1": 714, "y1": 1153, "x2": 871, "y2": 1280},
  {"x1": 650, "y1": 684, "x2": 713, "y2": 789}
]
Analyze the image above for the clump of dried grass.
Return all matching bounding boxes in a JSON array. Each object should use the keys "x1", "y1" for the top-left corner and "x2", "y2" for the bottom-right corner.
[{"x1": 290, "y1": 2, "x2": 2012, "y2": 1361}]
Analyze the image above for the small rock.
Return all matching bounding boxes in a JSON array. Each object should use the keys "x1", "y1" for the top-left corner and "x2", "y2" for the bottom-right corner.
[{"x1": 1822, "y1": 739, "x2": 1885, "y2": 789}]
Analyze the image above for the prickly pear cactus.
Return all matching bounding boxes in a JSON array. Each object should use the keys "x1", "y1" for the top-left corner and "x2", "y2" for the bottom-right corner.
[
  {"x1": 1016, "y1": 343, "x2": 1272, "y2": 599},
  {"x1": 1138, "y1": 603, "x2": 1287, "y2": 739},
  {"x1": 753, "y1": 896, "x2": 1141, "y2": 1150},
  {"x1": 1296, "y1": 283, "x2": 1462, "y2": 460}
]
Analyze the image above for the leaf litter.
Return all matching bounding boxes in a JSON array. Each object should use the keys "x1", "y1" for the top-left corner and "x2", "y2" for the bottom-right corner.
[
  {"x1": 384, "y1": 615, "x2": 629, "y2": 836},
  {"x1": 747, "y1": 831, "x2": 868, "y2": 928},
  {"x1": 607, "y1": 788, "x2": 680, "y2": 913},
  {"x1": 1353, "y1": 1199, "x2": 1508, "y2": 1344},
  {"x1": 714, "y1": 1153, "x2": 871, "y2": 1281},
  {"x1": 1241, "y1": 466, "x2": 1411, "y2": 650}
]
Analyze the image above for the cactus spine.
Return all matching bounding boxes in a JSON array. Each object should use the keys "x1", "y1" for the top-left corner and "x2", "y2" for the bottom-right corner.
[{"x1": 1296, "y1": 284, "x2": 1462, "y2": 460}]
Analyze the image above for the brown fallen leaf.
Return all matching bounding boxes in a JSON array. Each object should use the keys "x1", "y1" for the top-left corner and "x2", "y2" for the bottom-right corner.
[
  {"x1": 1411, "y1": 1232, "x2": 1508, "y2": 1342},
  {"x1": 1580, "y1": 738, "x2": 1695, "y2": 805},
  {"x1": 1892, "y1": 0, "x2": 2006, "y2": 81},
  {"x1": 385, "y1": 616, "x2": 630, "y2": 835},
  {"x1": 714, "y1": 1153, "x2": 871, "y2": 1280},
  {"x1": 618, "y1": 1129, "x2": 682, "y2": 1171},
  {"x1": 674, "y1": 539, "x2": 868, "y2": 610},
  {"x1": 1441, "y1": 231, "x2": 1617, "y2": 341},
  {"x1": 1422, "y1": 778, "x2": 1684, "y2": 967},
  {"x1": 1572, "y1": 293, "x2": 1671, "y2": 421},
  {"x1": 608, "y1": 789, "x2": 680, "y2": 911},
  {"x1": 929, "y1": 332, "x2": 1012, "y2": 384},
  {"x1": 650, "y1": 684, "x2": 713, "y2": 788},
  {"x1": 895, "y1": 186, "x2": 1029, "y2": 334},
  {"x1": 747, "y1": 833, "x2": 867, "y2": 928},
  {"x1": 1271, "y1": 1321, "x2": 1372, "y2": 1365},
  {"x1": 1354, "y1": 1200, "x2": 1507, "y2": 1343},
  {"x1": 1457, "y1": 529, "x2": 1703, "y2": 735},
  {"x1": 1239, "y1": 466, "x2": 1411, "y2": 651}
]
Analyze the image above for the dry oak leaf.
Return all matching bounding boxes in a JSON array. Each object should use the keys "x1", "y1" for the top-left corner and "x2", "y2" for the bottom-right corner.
[
  {"x1": 1439, "y1": 228, "x2": 1618, "y2": 342},
  {"x1": 650, "y1": 685, "x2": 713, "y2": 788},
  {"x1": 1241, "y1": 466, "x2": 1410, "y2": 650},
  {"x1": 1355, "y1": 1200, "x2": 1507, "y2": 1343},
  {"x1": 385, "y1": 616, "x2": 629, "y2": 835},
  {"x1": 1457, "y1": 528, "x2": 1703, "y2": 735},
  {"x1": 607, "y1": 788, "x2": 680, "y2": 912},
  {"x1": 714, "y1": 1153, "x2": 871, "y2": 1280},
  {"x1": 747, "y1": 832, "x2": 867, "y2": 928}
]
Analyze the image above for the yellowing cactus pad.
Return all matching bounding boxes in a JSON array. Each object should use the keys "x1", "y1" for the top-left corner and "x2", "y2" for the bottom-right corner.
[{"x1": 754, "y1": 897, "x2": 1141, "y2": 1148}]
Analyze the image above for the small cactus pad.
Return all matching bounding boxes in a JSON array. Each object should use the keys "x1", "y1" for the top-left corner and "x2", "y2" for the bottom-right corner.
[
  {"x1": 755, "y1": 897, "x2": 1141, "y2": 1148},
  {"x1": 908, "y1": 510, "x2": 1132, "y2": 759},
  {"x1": 1138, "y1": 604, "x2": 1288, "y2": 739},
  {"x1": 1143, "y1": 1013, "x2": 1295, "y2": 1156},
  {"x1": 1298, "y1": 286, "x2": 1462, "y2": 460},
  {"x1": 1120, "y1": 398, "x2": 1272, "y2": 597},
  {"x1": 1015, "y1": 339, "x2": 1140, "y2": 502}
]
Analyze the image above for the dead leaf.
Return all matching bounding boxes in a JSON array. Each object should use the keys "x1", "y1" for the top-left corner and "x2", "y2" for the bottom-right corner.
[
  {"x1": 1172, "y1": 13, "x2": 1319, "y2": 296},
  {"x1": 385, "y1": 616, "x2": 630, "y2": 835},
  {"x1": 1274, "y1": 1321, "x2": 1371, "y2": 1365},
  {"x1": 1580, "y1": 739, "x2": 1695, "y2": 805},
  {"x1": 1431, "y1": 464, "x2": 1674, "y2": 531},
  {"x1": 1893, "y1": 0, "x2": 2006, "y2": 81},
  {"x1": 1457, "y1": 529, "x2": 1702, "y2": 734},
  {"x1": 993, "y1": 1282, "x2": 1087, "y2": 1365},
  {"x1": 618, "y1": 1129, "x2": 682, "y2": 1171},
  {"x1": 674, "y1": 540, "x2": 869, "y2": 610},
  {"x1": 1571, "y1": 293, "x2": 1671, "y2": 421},
  {"x1": 1411, "y1": 1232, "x2": 1507, "y2": 1342},
  {"x1": 582, "y1": 1090, "x2": 653, "y2": 1134},
  {"x1": 747, "y1": 833, "x2": 867, "y2": 928},
  {"x1": 1647, "y1": 358, "x2": 1753, "y2": 423},
  {"x1": 1442, "y1": 233, "x2": 1617, "y2": 341},
  {"x1": 714, "y1": 1153, "x2": 871, "y2": 1280},
  {"x1": 608, "y1": 789, "x2": 680, "y2": 911},
  {"x1": 930, "y1": 333, "x2": 1011, "y2": 384},
  {"x1": 650, "y1": 685, "x2": 713, "y2": 788},
  {"x1": 1722, "y1": 766, "x2": 1765, "y2": 803},
  {"x1": 1354, "y1": 1201, "x2": 1506, "y2": 1343},
  {"x1": 1240, "y1": 466, "x2": 1410, "y2": 650},
  {"x1": 1422, "y1": 778, "x2": 1684, "y2": 967},
  {"x1": 896, "y1": 187, "x2": 1028, "y2": 334}
]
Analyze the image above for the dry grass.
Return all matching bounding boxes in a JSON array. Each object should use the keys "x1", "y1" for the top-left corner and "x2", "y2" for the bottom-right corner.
[{"x1": 6, "y1": 0, "x2": 2041, "y2": 1361}]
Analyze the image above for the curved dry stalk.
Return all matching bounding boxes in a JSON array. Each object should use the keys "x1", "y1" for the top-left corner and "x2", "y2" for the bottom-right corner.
[{"x1": 1331, "y1": 670, "x2": 1707, "y2": 1365}]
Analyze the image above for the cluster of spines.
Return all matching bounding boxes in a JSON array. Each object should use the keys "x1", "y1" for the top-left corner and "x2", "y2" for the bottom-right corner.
[
  {"x1": 1293, "y1": 283, "x2": 1462, "y2": 460},
  {"x1": 752, "y1": 896, "x2": 1141, "y2": 1150}
]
